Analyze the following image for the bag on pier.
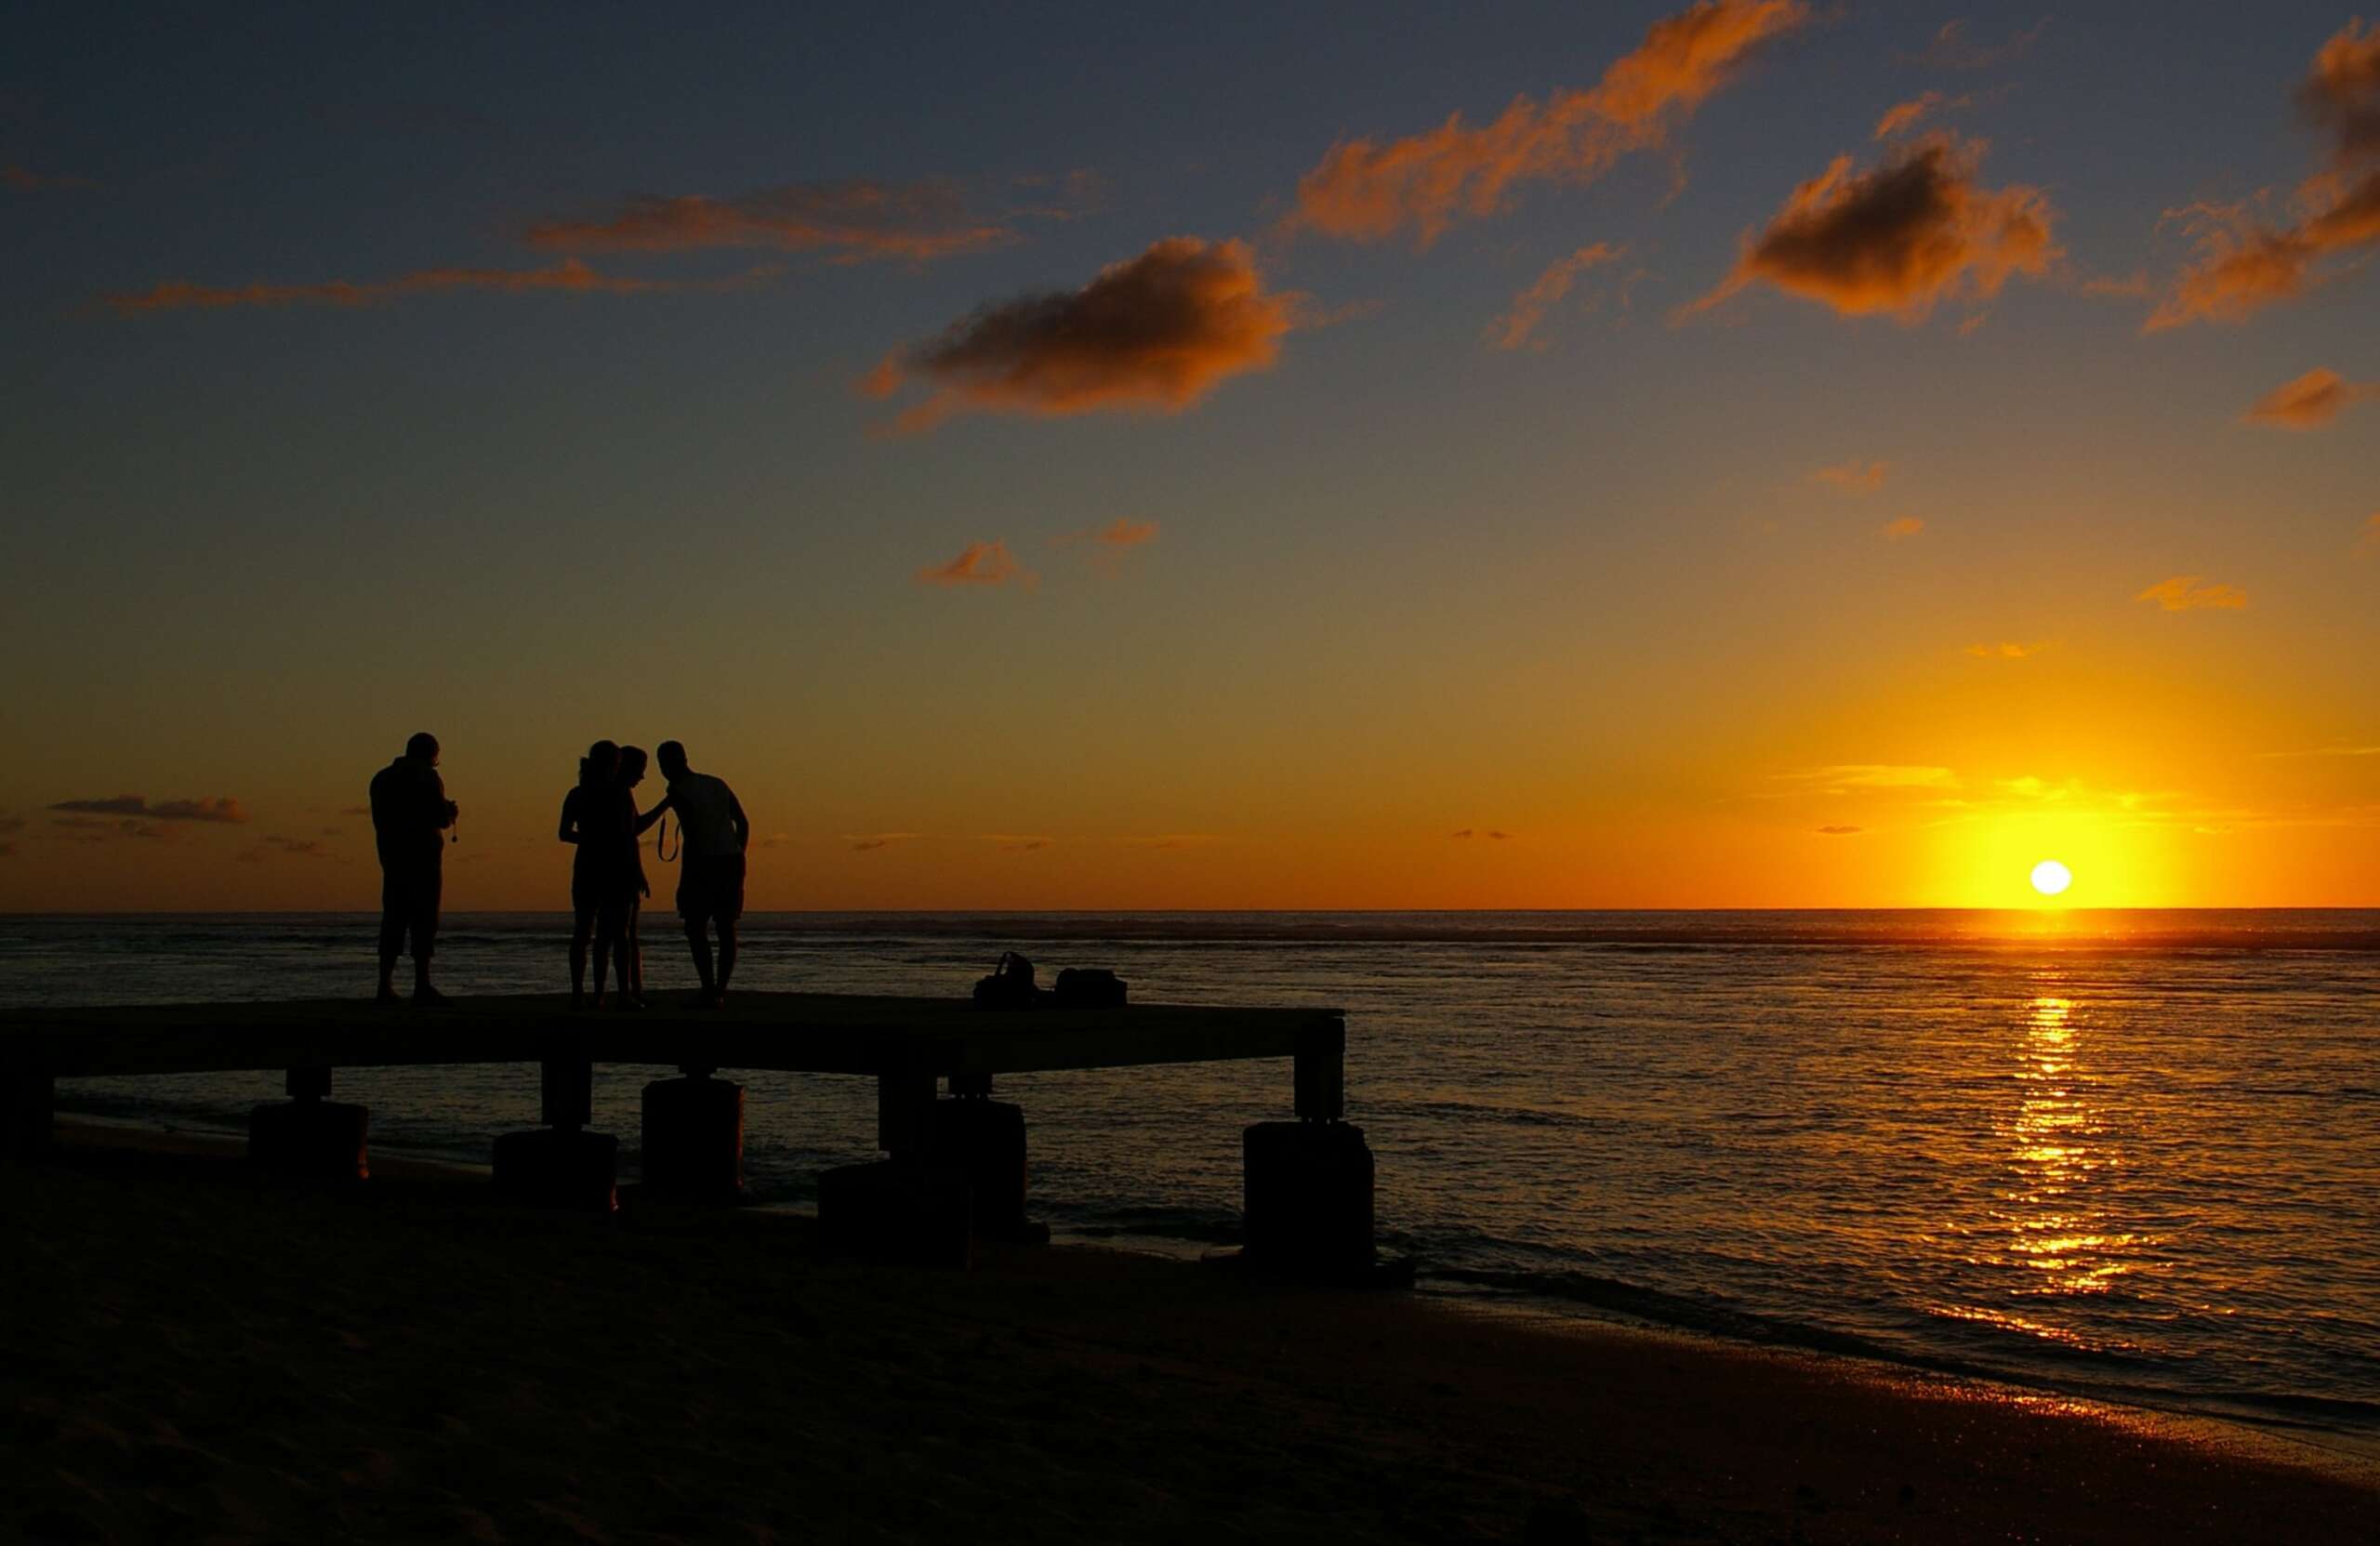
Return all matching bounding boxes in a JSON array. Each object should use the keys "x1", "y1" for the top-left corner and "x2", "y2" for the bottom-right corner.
[
  {"x1": 972, "y1": 952, "x2": 1038, "y2": 1010},
  {"x1": 1052, "y1": 968, "x2": 1127, "y2": 1008}
]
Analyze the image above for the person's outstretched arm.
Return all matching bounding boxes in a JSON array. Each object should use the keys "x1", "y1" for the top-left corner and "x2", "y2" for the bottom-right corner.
[
  {"x1": 633, "y1": 793, "x2": 671, "y2": 836},
  {"x1": 729, "y1": 788, "x2": 749, "y2": 852}
]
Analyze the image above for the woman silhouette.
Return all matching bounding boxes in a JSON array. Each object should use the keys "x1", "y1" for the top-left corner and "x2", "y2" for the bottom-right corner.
[{"x1": 558, "y1": 740, "x2": 636, "y2": 1008}]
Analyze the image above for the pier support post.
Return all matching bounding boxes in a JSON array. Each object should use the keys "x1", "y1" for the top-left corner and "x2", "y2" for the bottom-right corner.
[
  {"x1": 931, "y1": 1075, "x2": 1045, "y2": 1244},
  {"x1": 815, "y1": 1062, "x2": 972, "y2": 1267},
  {"x1": 640, "y1": 1064, "x2": 745, "y2": 1202},
  {"x1": 1242, "y1": 1119, "x2": 1374, "y2": 1277},
  {"x1": 493, "y1": 1053, "x2": 617, "y2": 1213},
  {"x1": 0, "y1": 1072, "x2": 55, "y2": 1159},
  {"x1": 247, "y1": 1066, "x2": 369, "y2": 1182}
]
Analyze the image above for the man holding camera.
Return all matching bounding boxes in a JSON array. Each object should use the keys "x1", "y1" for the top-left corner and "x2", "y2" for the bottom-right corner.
[
  {"x1": 654, "y1": 740, "x2": 747, "y2": 1008},
  {"x1": 370, "y1": 732, "x2": 458, "y2": 1004}
]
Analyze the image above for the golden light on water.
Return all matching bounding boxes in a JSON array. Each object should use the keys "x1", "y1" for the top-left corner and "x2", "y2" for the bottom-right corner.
[{"x1": 2030, "y1": 859, "x2": 2073, "y2": 898}]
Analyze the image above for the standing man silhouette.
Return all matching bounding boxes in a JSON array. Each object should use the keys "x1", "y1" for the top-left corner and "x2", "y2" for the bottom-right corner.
[
  {"x1": 370, "y1": 732, "x2": 457, "y2": 1004},
  {"x1": 654, "y1": 741, "x2": 747, "y2": 1007}
]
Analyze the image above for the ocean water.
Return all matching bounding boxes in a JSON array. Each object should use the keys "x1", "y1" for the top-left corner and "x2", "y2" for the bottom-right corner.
[{"x1": 5, "y1": 910, "x2": 2377, "y2": 1461}]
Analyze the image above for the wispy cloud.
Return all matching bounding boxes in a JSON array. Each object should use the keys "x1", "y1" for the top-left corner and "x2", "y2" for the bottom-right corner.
[
  {"x1": 48, "y1": 795, "x2": 246, "y2": 824},
  {"x1": 3, "y1": 163, "x2": 97, "y2": 192},
  {"x1": 2241, "y1": 366, "x2": 2380, "y2": 429},
  {"x1": 1685, "y1": 136, "x2": 2058, "y2": 323},
  {"x1": 1872, "y1": 91, "x2": 1976, "y2": 141},
  {"x1": 1815, "y1": 824, "x2": 1863, "y2": 835},
  {"x1": 2135, "y1": 575, "x2": 2248, "y2": 612},
  {"x1": 1051, "y1": 517, "x2": 1160, "y2": 574},
  {"x1": 980, "y1": 833, "x2": 1053, "y2": 852},
  {"x1": 525, "y1": 178, "x2": 1014, "y2": 263},
  {"x1": 1964, "y1": 641, "x2": 2042, "y2": 659},
  {"x1": 861, "y1": 237, "x2": 1297, "y2": 434},
  {"x1": 2148, "y1": 22, "x2": 2380, "y2": 330},
  {"x1": 239, "y1": 835, "x2": 336, "y2": 862},
  {"x1": 846, "y1": 832, "x2": 919, "y2": 852},
  {"x1": 104, "y1": 258, "x2": 706, "y2": 314},
  {"x1": 2260, "y1": 744, "x2": 2380, "y2": 759},
  {"x1": 1811, "y1": 459, "x2": 1887, "y2": 493},
  {"x1": 1881, "y1": 515, "x2": 1925, "y2": 539},
  {"x1": 1895, "y1": 18, "x2": 2048, "y2": 71},
  {"x1": 1286, "y1": 0, "x2": 1812, "y2": 245},
  {"x1": 1487, "y1": 242, "x2": 1624, "y2": 350},
  {"x1": 1779, "y1": 764, "x2": 1960, "y2": 793},
  {"x1": 914, "y1": 539, "x2": 1034, "y2": 588}
]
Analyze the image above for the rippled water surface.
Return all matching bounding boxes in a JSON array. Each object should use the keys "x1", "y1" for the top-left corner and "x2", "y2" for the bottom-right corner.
[{"x1": 5, "y1": 911, "x2": 2375, "y2": 1458}]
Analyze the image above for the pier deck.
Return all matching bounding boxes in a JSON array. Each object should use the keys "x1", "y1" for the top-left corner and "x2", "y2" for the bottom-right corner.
[{"x1": 0, "y1": 992, "x2": 1349, "y2": 1156}]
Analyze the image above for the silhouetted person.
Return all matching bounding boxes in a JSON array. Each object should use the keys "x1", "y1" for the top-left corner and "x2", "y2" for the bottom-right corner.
[
  {"x1": 653, "y1": 740, "x2": 747, "y2": 1007},
  {"x1": 370, "y1": 732, "x2": 457, "y2": 1004},
  {"x1": 617, "y1": 745, "x2": 665, "y2": 1006},
  {"x1": 558, "y1": 740, "x2": 637, "y2": 1009}
]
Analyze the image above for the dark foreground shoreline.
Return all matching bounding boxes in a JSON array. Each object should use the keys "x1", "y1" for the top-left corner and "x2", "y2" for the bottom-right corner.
[{"x1": 6, "y1": 1126, "x2": 2374, "y2": 1544}]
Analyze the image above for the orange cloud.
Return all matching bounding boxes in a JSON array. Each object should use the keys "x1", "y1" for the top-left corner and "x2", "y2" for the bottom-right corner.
[
  {"x1": 1816, "y1": 825, "x2": 1863, "y2": 835},
  {"x1": 848, "y1": 832, "x2": 919, "y2": 852},
  {"x1": 2241, "y1": 366, "x2": 2380, "y2": 429},
  {"x1": 1488, "y1": 242, "x2": 1624, "y2": 350},
  {"x1": 2300, "y1": 18, "x2": 2380, "y2": 165},
  {"x1": 915, "y1": 539, "x2": 1033, "y2": 588},
  {"x1": 1881, "y1": 516, "x2": 1924, "y2": 538},
  {"x1": 1287, "y1": 0, "x2": 1811, "y2": 245},
  {"x1": 48, "y1": 795, "x2": 247, "y2": 823},
  {"x1": 2149, "y1": 23, "x2": 2380, "y2": 330},
  {"x1": 2135, "y1": 576, "x2": 2248, "y2": 613},
  {"x1": 1812, "y1": 458, "x2": 1887, "y2": 493},
  {"x1": 106, "y1": 258, "x2": 674, "y2": 314},
  {"x1": 863, "y1": 237, "x2": 1295, "y2": 433},
  {"x1": 1054, "y1": 517, "x2": 1159, "y2": 549},
  {"x1": 2362, "y1": 511, "x2": 2380, "y2": 552},
  {"x1": 1686, "y1": 136, "x2": 2058, "y2": 322},
  {"x1": 1965, "y1": 641, "x2": 2037, "y2": 659},
  {"x1": 526, "y1": 178, "x2": 1012, "y2": 262}
]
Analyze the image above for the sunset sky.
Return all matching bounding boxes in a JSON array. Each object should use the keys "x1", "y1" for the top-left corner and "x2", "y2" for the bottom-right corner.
[{"x1": 4, "y1": 2, "x2": 2375, "y2": 911}]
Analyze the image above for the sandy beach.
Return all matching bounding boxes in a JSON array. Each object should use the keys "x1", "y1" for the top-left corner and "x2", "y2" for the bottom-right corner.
[{"x1": 2, "y1": 1124, "x2": 2371, "y2": 1544}]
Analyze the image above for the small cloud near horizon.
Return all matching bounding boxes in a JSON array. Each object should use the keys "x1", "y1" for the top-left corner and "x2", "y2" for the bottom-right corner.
[
  {"x1": 915, "y1": 539, "x2": 1035, "y2": 588},
  {"x1": 1781, "y1": 764, "x2": 1960, "y2": 793},
  {"x1": 1882, "y1": 515, "x2": 1924, "y2": 538},
  {"x1": 1964, "y1": 641, "x2": 2040, "y2": 659},
  {"x1": 2241, "y1": 366, "x2": 2380, "y2": 429},
  {"x1": 1682, "y1": 136, "x2": 2059, "y2": 324},
  {"x1": 2135, "y1": 575, "x2": 2248, "y2": 612},
  {"x1": 1811, "y1": 459, "x2": 1887, "y2": 493},
  {"x1": 847, "y1": 832, "x2": 920, "y2": 852},
  {"x1": 1816, "y1": 824, "x2": 1863, "y2": 835},
  {"x1": 49, "y1": 795, "x2": 246, "y2": 824},
  {"x1": 861, "y1": 237, "x2": 1297, "y2": 434}
]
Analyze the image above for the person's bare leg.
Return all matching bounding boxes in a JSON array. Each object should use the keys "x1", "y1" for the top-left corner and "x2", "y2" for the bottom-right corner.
[
  {"x1": 684, "y1": 920, "x2": 715, "y2": 1003},
  {"x1": 715, "y1": 919, "x2": 738, "y2": 1001},
  {"x1": 591, "y1": 929, "x2": 612, "y2": 1010},
  {"x1": 625, "y1": 902, "x2": 644, "y2": 1005},
  {"x1": 377, "y1": 948, "x2": 400, "y2": 1002},
  {"x1": 570, "y1": 908, "x2": 593, "y2": 1006}
]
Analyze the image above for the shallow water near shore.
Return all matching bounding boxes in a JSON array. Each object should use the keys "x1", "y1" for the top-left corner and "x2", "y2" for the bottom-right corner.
[{"x1": 6, "y1": 909, "x2": 2376, "y2": 1463}]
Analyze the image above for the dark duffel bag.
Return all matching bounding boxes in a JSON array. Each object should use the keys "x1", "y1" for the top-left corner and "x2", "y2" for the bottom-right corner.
[
  {"x1": 972, "y1": 951, "x2": 1038, "y2": 1010},
  {"x1": 1052, "y1": 968, "x2": 1127, "y2": 1008}
]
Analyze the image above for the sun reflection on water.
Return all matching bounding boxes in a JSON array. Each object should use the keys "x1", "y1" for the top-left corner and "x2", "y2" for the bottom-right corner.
[{"x1": 1938, "y1": 990, "x2": 2162, "y2": 1350}]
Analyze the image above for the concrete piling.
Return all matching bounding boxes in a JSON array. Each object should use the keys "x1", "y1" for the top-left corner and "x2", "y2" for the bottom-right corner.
[
  {"x1": 492, "y1": 1054, "x2": 617, "y2": 1212},
  {"x1": 930, "y1": 1092, "x2": 1041, "y2": 1242},
  {"x1": 247, "y1": 1066, "x2": 368, "y2": 1181},
  {"x1": 1242, "y1": 1119, "x2": 1375, "y2": 1276},
  {"x1": 641, "y1": 1069, "x2": 745, "y2": 1201}
]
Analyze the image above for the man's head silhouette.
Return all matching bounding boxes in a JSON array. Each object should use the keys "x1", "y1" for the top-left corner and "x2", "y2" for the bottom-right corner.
[
  {"x1": 657, "y1": 741, "x2": 689, "y2": 781},
  {"x1": 405, "y1": 733, "x2": 440, "y2": 764}
]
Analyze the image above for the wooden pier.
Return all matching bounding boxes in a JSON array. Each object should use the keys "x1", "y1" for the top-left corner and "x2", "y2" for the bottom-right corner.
[{"x1": 0, "y1": 994, "x2": 1370, "y2": 1272}]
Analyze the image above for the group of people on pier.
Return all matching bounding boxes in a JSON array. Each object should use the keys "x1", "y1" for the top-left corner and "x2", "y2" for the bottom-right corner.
[{"x1": 368, "y1": 733, "x2": 748, "y2": 1009}]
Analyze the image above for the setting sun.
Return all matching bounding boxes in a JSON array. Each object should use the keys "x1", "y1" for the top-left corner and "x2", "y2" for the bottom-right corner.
[{"x1": 2030, "y1": 860, "x2": 2074, "y2": 898}]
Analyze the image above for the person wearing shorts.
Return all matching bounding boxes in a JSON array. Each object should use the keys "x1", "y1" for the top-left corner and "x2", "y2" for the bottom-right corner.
[
  {"x1": 653, "y1": 741, "x2": 748, "y2": 1007},
  {"x1": 370, "y1": 732, "x2": 457, "y2": 1004}
]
